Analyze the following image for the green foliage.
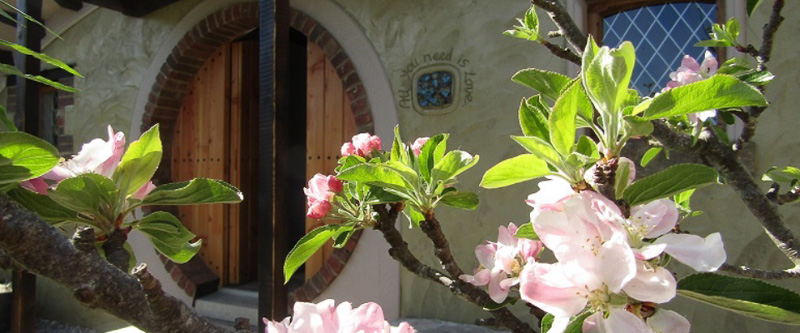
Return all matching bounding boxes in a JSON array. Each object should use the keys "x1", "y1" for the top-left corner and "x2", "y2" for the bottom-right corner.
[
  {"x1": 614, "y1": 158, "x2": 633, "y2": 199},
  {"x1": 7, "y1": 186, "x2": 86, "y2": 226},
  {"x1": 439, "y1": 190, "x2": 479, "y2": 210},
  {"x1": 747, "y1": 0, "x2": 766, "y2": 16},
  {"x1": 512, "y1": 69, "x2": 571, "y2": 101},
  {"x1": 431, "y1": 150, "x2": 480, "y2": 185},
  {"x1": 696, "y1": 18, "x2": 741, "y2": 48},
  {"x1": 518, "y1": 96, "x2": 551, "y2": 140},
  {"x1": 581, "y1": 38, "x2": 635, "y2": 117},
  {"x1": 0, "y1": 39, "x2": 81, "y2": 78},
  {"x1": 549, "y1": 81, "x2": 581, "y2": 155},
  {"x1": 640, "y1": 147, "x2": 662, "y2": 167},
  {"x1": 623, "y1": 164, "x2": 718, "y2": 206},
  {"x1": 141, "y1": 178, "x2": 243, "y2": 206},
  {"x1": 114, "y1": 125, "x2": 162, "y2": 197},
  {"x1": 514, "y1": 223, "x2": 538, "y2": 240},
  {"x1": 49, "y1": 174, "x2": 118, "y2": 224},
  {"x1": 135, "y1": 212, "x2": 201, "y2": 264},
  {"x1": 283, "y1": 224, "x2": 353, "y2": 282},
  {"x1": 418, "y1": 134, "x2": 448, "y2": 182},
  {"x1": 762, "y1": 166, "x2": 800, "y2": 186},
  {"x1": 678, "y1": 273, "x2": 800, "y2": 324},
  {"x1": 503, "y1": 5, "x2": 540, "y2": 41},
  {"x1": 480, "y1": 154, "x2": 550, "y2": 189},
  {"x1": 0, "y1": 132, "x2": 60, "y2": 187},
  {"x1": 0, "y1": 63, "x2": 78, "y2": 92},
  {"x1": 0, "y1": 105, "x2": 18, "y2": 131},
  {"x1": 541, "y1": 312, "x2": 592, "y2": 333},
  {"x1": 634, "y1": 75, "x2": 768, "y2": 120}
]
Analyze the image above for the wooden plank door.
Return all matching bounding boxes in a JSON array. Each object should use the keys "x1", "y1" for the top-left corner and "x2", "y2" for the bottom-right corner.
[{"x1": 304, "y1": 41, "x2": 358, "y2": 280}]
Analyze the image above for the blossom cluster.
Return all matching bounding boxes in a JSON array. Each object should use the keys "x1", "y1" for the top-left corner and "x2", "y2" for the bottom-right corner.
[
  {"x1": 304, "y1": 174, "x2": 343, "y2": 219},
  {"x1": 341, "y1": 133, "x2": 382, "y2": 158},
  {"x1": 663, "y1": 51, "x2": 719, "y2": 126},
  {"x1": 264, "y1": 299, "x2": 414, "y2": 333},
  {"x1": 21, "y1": 125, "x2": 155, "y2": 199},
  {"x1": 464, "y1": 173, "x2": 726, "y2": 333}
]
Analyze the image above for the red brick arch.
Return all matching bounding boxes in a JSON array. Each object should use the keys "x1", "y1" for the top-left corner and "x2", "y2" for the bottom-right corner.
[{"x1": 142, "y1": 3, "x2": 373, "y2": 301}]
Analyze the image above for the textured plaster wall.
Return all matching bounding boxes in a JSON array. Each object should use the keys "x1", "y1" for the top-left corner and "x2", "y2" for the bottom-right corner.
[{"x1": 334, "y1": 0, "x2": 800, "y2": 331}]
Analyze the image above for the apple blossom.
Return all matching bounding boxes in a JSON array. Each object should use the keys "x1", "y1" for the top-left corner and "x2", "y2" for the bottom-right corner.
[
  {"x1": 460, "y1": 223, "x2": 544, "y2": 303},
  {"x1": 304, "y1": 173, "x2": 343, "y2": 219},
  {"x1": 341, "y1": 133, "x2": 382, "y2": 158},
  {"x1": 411, "y1": 137, "x2": 429, "y2": 156},
  {"x1": 264, "y1": 299, "x2": 415, "y2": 333},
  {"x1": 663, "y1": 51, "x2": 719, "y2": 125}
]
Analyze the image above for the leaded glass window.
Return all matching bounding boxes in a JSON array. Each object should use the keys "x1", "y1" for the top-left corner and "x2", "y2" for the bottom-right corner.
[{"x1": 602, "y1": 2, "x2": 717, "y2": 96}]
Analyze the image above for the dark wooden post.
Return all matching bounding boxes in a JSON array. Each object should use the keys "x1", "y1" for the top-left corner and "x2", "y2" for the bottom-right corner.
[
  {"x1": 12, "y1": 1, "x2": 44, "y2": 333},
  {"x1": 258, "y1": 0, "x2": 290, "y2": 329}
]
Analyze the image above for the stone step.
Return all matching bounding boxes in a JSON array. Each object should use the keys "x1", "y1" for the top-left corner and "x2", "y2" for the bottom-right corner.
[{"x1": 194, "y1": 287, "x2": 259, "y2": 327}]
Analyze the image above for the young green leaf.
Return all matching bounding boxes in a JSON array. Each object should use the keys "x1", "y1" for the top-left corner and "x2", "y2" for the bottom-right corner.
[
  {"x1": 582, "y1": 40, "x2": 635, "y2": 116},
  {"x1": 615, "y1": 158, "x2": 633, "y2": 199},
  {"x1": 641, "y1": 147, "x2": 662, "y2": 167},
  {"x1": 7, "y1": 186, "x2": 86, "y2": 225},
  {"x1": 511, "y1": 68, "x2": 571, "y2": 101},
  {"x1": 135, "y1": 212, "x2": 201, "y2": 264},
  {"x1": 114, "y1": 124, "x2": 162, "y2": 196},
  {"x1": 390, "y1": 125, "x2": 410, "y2": 166},
  {"x1": 747, "y1": 0, "x2": 765, "y2": 16},
  {"x1": 762, "y1": 166, "x2": 800, "y2": 184},
  {"x1": 0, "y1": 39, "x2": 82, "y2": 78},
  {"x1": 541, "y1": 312, "x2": 592, "y2": 333},
  {"x1": 439, "y1": 191, "x2": 479, "y2": 210},
  {"x1": 283, "y1": 224, "x2": 351, "y2": 282},
  {"x1": 511, "y1": 136, "x2": 563, "y2": 170},
  {"x1": 418, "y1": 134, "x2": 448, "y2": 182},
  {"x1": 363, "y1": 185, "x2": 406, "y2": 204},
  {"x1": 0, "y1": 105, "x2": 17, "y2": 131},
  {"x1": 431, "y1": 150, "x2": 479, "y2": 184},
  {"x1": 404, "y1": 205, "x2": 426, "y2": 228},
  {"x1": 480, "y1": 154, "x2": 550, "y2": 189},
  {"x1": 49, "y1": 174, "x2": 118, "y2": 218},
  {"x1": 0, "y1": 63, "x2": 79, "y2": 92},
  {"x1": 549, "y1": 81, "x2": 580, "y2": 156},
  {"x1": 678, "y1": 273, "x2": 800, "y2": 324},
  {"x1": 514, "y1": 223, "x2": 538, "y2": 240},
  {"x1": 0, "y1": 132, "x2": 59, "y2": 185},
  {"x1": 623, "y1": 164, "x2": 718, "y2": 206},
  {"x1": 636, "y1": 75, "x2": 768, "y2": 120},
  {"x1": 519, "y1": 96, "x2": 550, "y2": 141},
  {"x1": 575, "y1": 136, "x2": 600, "y2": 160},
  {"x1": 338, "y1": 163, "x2": 413, "y2": 193},
  {"x1": 141, "y1": 178, "x2": 243, "y2": 206}
]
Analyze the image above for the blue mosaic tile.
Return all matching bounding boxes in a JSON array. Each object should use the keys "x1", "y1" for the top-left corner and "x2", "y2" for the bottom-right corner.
[{"x1": 416, "y1": 70, "x2": 453, "y2": 108}]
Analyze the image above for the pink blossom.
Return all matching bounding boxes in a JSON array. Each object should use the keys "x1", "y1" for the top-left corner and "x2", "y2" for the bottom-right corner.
[
  {"x1": 411, "y1": 137, "x2": 429, "y2": 156},
  {"x1": 264, "y1": 299, "x2": 414, "y2": 333},
  {"x1": 341, "y1": 142, "x2": 357, "y2": 157},
  {"x1": 663, "y1": 51, "x2": 719, "y2": 124},
  {"x1": 304, "y1": 174, "x2": 343, "y2": 219},
  {"x1": 340, "y1": 133, "x2": 382, "y2": 158},
  {"x1": 525, "y1": 177, "x2": 575, "y2": 213},
  {"x1": 582, "y1": 307, "x2": 650, "y2": 333},
  {"x1": 646, "y1": 309, "x2": 690, "y2": 333},
  {"x1": 131, "y1": 181, "x2": 156, "y2": 200},
  {"x1": 460, "y1": 223, "x2": 543, "y2": 303}
]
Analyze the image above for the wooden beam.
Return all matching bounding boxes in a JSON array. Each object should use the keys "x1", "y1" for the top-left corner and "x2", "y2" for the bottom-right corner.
[
  {"x1": 82, "y1": 0, "x2": 178, "y2": 17},
  {"x1": 12, "y1": 1, "x2": 44, "y2": 331},
  {"x1": 54, "y1": 0, "x2": 83, "y2": 11}
]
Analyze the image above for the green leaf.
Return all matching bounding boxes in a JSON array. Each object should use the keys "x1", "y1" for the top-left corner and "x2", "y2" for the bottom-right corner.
[
  {"x1": 135, "y1": 212, "x2": 200, "y2": 264},
  {"x1": 480, "y1": 154, "x2": 550, "y2": 189},
  {"x1": 673, "y1": 188, "x2": 696, "y2": 211},
  {"x1": 390, "y1": 125, "x2": 409, "y2": 166},
  {"x1": 337, "y1": 155, "x2": 366, "y2": 172},
  {"x1": 0, "y1": 63, "x2": 79, "y2": 92},
  {"x1": 575, "y1": 136, "x2": 600, "y2": 160},
  {"x1": 519, "y1": 96, "x2": 550, "y2": 141},
  {"x1": 727, "y1": 17, "x2": 740, "y2": 42},
  {"x1": 0, "y1": 132, "x2": 59, "y2": 185},
  {"x1": 333, "y1": 225, "x2": 358, "y2": 248},
  {"x1": 7, "y1": 186, "x2": 85, "y2": 225},
  {"x1": 582, "y1": 39, "x2": 635, "y2": 116},
  {"x1": 284, "y1": 224, "x2": 350, "y2": 282},
  {"x1": 615, "y1": 158, "x2": 633, "y2": 199},
  {"x1": 141, "y1": 178, "x2": 243, "y2": 206},
  {"x1": 623, "y1": 164, "x2": 718, "y2": 206},
  {"x1": 514, "y1": 223, "x2": 538, "y2": 240},
  {"x1": 363, "y1": 185, "x2": 406, "y2": 204},
  {"x1": 503, "y1": 28, "x2": 537, "y2": 41},
  {"x1": 483, "y1": 297, "x2": 516, "y2": 311},
  {"x1": 512, "y1": 69, "x2": 571, "y2": 100},
  {"x1": 541, "y1": 312, "x2": 592, "y2": 333},
  {"x1": 404, "y1": 204, "x2": 426, "y2": 228},
  {"x1": 338, "y1": 163, "x2": 413, "y2": 193},
  {"x1": 418, "y1": 134, "x2": 448, "y2": 182},
  {"x1": 49, "y1": 174, "x2": 118, "y2": 218},
  {"x1": 0, "y1": 105, "x2": 17, "y2": 131},
  {"x1": 747, "y1": 0, "x2": 766, "y2": 16},
  {"x1": 637, "y1": 75, "x2": 768, "y2": 120},
  {"x1": 431, "y1": 150, "x2": 479, "y2": 184},
  {"x1": 762, "y1": 166, "x2": 800, "y2": 184},
  {"x1": 114, "y1": 124, "x2": 162, "y2": 197},
  {"x1": 549, "y1": 81, "x2": 580, "y2": 156},
  {"x1": 678, "y1": 273, "x2": 800, "y2": 324},
  {"x1": 0, "y1": 39, "x2": 82, "y2": 78},
  {"x1": 695, "y1": 39, "x2": 734, "y2": 48},
  {"x1": 622, "y1": 115, "x2": 654, "y2": 138},
  {"x1": 512, "y1": 136, "x2": 563, "y2": 169},
  {"x1": 738, "y1": 70, "x2": 774, "y2": 86},
  {"x1": 522, "y1": 5, "x2": 538, "y2": 32},
  {"x1": 439, "y1": 190, "x2": 479, "y2": 210},
  {"x1": 640, "y1": 147, "x2": 662, "y2": 167}
]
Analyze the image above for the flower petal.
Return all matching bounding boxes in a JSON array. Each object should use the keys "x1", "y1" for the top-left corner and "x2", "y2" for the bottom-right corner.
[
  {"x1": 519, "y1": 263, "x2": 587, "y2": 318},
  {"x1": 646, "y1": 309, "x2": 690, "y2": 333},
  {"x1": 584, "y1": 308, "x2": 651, "y2": 333},
  {"x1": 623, "y1": 262, "x2": 676, "y2": 303},
  {"x1": 655, "y1": 233, "x2": 726, "y2": 272}
]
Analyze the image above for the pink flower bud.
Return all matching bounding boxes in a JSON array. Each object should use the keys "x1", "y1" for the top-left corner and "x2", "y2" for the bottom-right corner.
[
  {"x1": 303, "y1": 174, "x2": 341, "y2": 219},
  {"x1": 341, "y1": 142, "x2": 357, "y2": 157},
  {"x1": 411, "y1": 137, "x2": 429, "y2": 156},
  {"x1": 351, "y1": 133, "x2": 382, "y2": 156}
]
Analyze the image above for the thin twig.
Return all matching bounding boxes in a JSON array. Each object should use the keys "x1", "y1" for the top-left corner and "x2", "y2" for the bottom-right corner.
[
  {"x1": 766, "y1": 183, "x2": 800, "y2": 205},
  {"x1": 540, "y1": 39, "x2": 580, "y2": 65},
  {"x1": 373, "y1": 204, "x2": 536, "y2": 333},
  {"x1": 719, "y1": 263, "x2": 800, "y2": 279},
  {"x1": 530, "y1": 0, "x2": 587, "y2": 53}
]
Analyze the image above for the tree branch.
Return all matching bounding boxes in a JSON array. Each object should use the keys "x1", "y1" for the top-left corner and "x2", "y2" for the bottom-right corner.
[
  {"x1": 540, "y1": 39, "x2": 581, "y2": 65},
  {"x1": 0, "y1": 193, "x2": 228, "y2": 333},
  {"x1": 766, "y1": 183, "x2": 800, "y2": 205},
  {"x1": 650, "y1": 122, "x2": 800, "y2": 266},
  {"x1": 373, "y1": 204, "x2": 536, "y2": 333},
  {"x1": 530, "y1": 0, "x2": 587, "y2": 54},
  {"x1": 719, "y1": 263, "x2": 800, "y2": 279}
]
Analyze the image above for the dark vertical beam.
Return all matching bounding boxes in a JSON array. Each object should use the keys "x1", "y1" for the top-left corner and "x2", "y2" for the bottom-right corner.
[
  {"x1": 258, "y1": 0, "x2": 291, "y2": 329},
  {"x1": 12, "y1": 2, "x2": 44, "y2": 332}
]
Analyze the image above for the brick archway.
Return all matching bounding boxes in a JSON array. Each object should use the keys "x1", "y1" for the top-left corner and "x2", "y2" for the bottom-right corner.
[{"x1": 142, "y1": 3, "x2": 373, "y2": 300}]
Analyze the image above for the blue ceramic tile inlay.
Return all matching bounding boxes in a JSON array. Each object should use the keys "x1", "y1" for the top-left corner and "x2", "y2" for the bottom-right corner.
[{"x1": 416, "y1": 70, "x2": 453, "y2": 108}]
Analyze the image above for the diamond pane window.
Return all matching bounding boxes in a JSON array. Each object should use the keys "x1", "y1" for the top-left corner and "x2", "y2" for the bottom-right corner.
[
  {"x1": 603, "y1": 2, "x2": 717, "y2": 96},
  {"x1": 416, "y1": 70, "x2": 454, "y2": 108}
]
